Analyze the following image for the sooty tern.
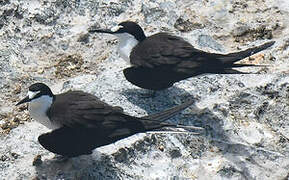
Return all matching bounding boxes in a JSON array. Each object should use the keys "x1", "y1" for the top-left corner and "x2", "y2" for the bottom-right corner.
[
  {"x1": 89, "y1": 21, "x2": 275, "y2": 91},
  {"x1": 16, "y1": 83, "x2": 201, "y2": 157}
]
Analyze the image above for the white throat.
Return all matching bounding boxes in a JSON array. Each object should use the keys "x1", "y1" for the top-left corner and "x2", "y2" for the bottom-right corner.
[
  {"x1": 28, "y1": 95, "x2": 58, "y2": 130},
  {"x1": 115, "y1": 33, "x2": 139, "y2": 64}
]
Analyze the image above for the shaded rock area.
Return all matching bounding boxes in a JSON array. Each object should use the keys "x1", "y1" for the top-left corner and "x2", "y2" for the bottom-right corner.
[{"x1": 0, "y1": 0, "x2": 289, "y2": 179}]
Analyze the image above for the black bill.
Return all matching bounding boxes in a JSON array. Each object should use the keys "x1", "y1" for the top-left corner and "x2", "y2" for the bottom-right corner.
[{"x1": 16, "y1": 96, "x2": 31, "y2": 106}]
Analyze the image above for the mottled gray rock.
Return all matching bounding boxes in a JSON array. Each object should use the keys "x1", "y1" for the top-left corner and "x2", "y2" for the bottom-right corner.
[{"x1": 1, "y1": 0, "x2": 289, "y2": 179}]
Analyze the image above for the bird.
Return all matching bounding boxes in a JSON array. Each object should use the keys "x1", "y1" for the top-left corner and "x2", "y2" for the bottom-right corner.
[
  {"x1": 89, "y1": 21, "x2": 275, "y2": 91},
  {"x1": 16, "y1": 83, "x2": 202, "y2": 157}
]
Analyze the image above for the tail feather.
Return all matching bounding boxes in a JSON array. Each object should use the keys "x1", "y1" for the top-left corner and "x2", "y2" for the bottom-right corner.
[
  {"x1": 174, "y1": 124, "x2": 204, "y2": 131},
  {"x1": 220, "y1": 41, "x2": 275, "y2": 65},
  {"x1": 142, "y1": 99, "x2": 195, "y2": 122},
  {"x1": 140, "y1": 119, "x2": 204, "y2": 132},
  {"x1": 231, "y1": 64, "x2": 269, "y2": 68},
  {"x1": 138, "y1": 99, "x2": 203, "y2": 132},
  {"x1": 220, "y1": 69, "x2": 251, "y2": 74}
]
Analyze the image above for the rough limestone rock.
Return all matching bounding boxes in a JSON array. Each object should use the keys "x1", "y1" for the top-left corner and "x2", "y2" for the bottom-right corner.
[{"x1": 1, "y1": 0, "x2": 289, "y2": 179}]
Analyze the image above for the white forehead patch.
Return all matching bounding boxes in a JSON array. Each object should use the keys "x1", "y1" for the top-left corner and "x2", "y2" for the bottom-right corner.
[
  {"x1": 111, "y1": 25, "x2": 124, "y2": 32},
  {"x1": 28, "y1": 90, "x2": 41, "y2": 99}
]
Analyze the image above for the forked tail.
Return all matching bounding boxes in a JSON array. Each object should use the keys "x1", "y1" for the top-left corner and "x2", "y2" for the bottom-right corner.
[
  {"x1": 220, "y1": 41, "x2": 275, "y2": 65},
  {"x1": 142, "y1": 99, "x2": 195, "y2": 122},
  {"x1": 140, "y1": 99, "x2": 203, "y2": 132}
]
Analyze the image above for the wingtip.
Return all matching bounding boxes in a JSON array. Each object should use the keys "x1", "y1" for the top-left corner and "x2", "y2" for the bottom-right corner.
[
  {"x1": 143, "y1": 98, "x2": 196, "y2": 122},
  {"x1": 264, "y1": 40, "x2": 275, "y2": 48}
]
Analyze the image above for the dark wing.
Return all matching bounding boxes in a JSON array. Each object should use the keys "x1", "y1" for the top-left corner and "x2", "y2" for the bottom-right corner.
[
  {"x1": 130, "y1": 33, "x2": 232, "y2": 74},
  {"x1": 130, "y1": 33, "x2": 275, "y2": 74},
  {"x1": 49, "y1": 91, "x2": 171, "y2": 132},
  {"x1": 130, "y1": 33, "x2": 204, "y2": 71},
  {"x1": 48, "y1": 91, "x2": 125, "y2": 128},
  {"x1": 43, "y1": 91, "x2": 150, "y2": 156}
]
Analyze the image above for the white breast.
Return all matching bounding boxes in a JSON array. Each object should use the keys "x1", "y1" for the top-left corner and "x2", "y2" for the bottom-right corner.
[
  {"x1": 28, "y1": 95, "x2": 59, "y2": 130},
  {"x1": 115, "y1": 33, "x2": 139, "y2": 64}
]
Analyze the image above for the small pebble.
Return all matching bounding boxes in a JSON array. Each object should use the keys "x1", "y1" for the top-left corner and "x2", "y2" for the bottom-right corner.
[
  {"x1": 11, "y1": 152, "x2": 19, "y2": 159},
  {"x1": 159, "y1": 145, "x2": 164, "y2": 152},
  {"x1": 33, "y1": 155, "x2": 43, "y2": 166}
]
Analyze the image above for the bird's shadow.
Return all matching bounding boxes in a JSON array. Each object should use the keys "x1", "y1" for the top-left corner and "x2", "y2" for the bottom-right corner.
[
  {"x1": 120, "y1": 86, "x2": 197, "y2": 113},
  {"x1": 35, "y1": 152, "x2": 119, "y2": 179}
]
